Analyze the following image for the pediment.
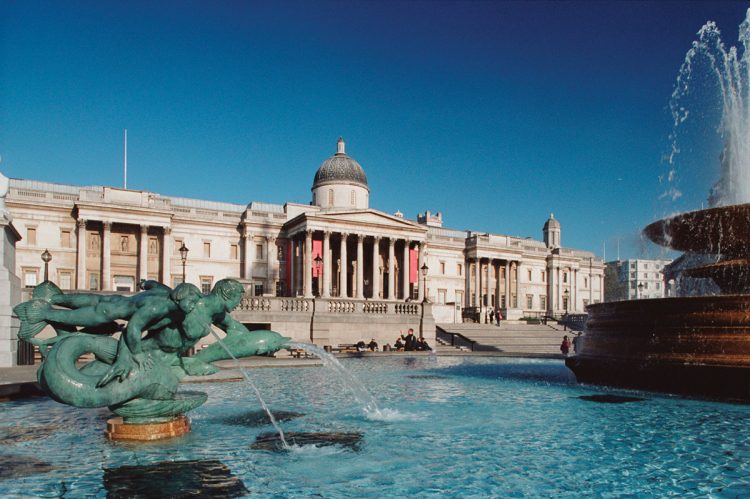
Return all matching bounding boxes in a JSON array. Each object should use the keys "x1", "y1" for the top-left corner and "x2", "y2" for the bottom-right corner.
[{"x1": 285, "y1": 208, "x2": 426, "y2": 236}]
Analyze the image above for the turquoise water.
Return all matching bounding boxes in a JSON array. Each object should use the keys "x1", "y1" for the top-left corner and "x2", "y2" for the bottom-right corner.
[{"x1": 2, "y1": 356, "x2": 750, "y2": 497}]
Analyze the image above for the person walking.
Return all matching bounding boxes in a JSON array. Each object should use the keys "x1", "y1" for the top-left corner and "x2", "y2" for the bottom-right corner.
[{"x1": 560, "y1": 335, "x2": 571, "y2": 356}]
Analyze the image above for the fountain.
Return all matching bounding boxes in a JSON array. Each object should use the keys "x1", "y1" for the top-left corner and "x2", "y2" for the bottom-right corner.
[
  {"x1": 12, "y1": 278, "x2": 289, "y2": 440},
  {"x1": 566, "y1": 9, "x2": 750, "y2": 400}
]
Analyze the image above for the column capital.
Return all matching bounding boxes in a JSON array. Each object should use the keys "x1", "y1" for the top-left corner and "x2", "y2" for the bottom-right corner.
[
  {"x1": 372, "y1": 235, "x2": 381, "y2": 242},
  {"x1": 356, "y1": 233, "x2": 364, "y2": 241},
  {"x1": 102, "y1": 221, "x2": 112, "y2": 230},
  {"x1": 388, "y1": 237, "x2": 396, "y2": 247},
  {"x1": 163, "y1": 226, "x2": 172, "y2": 235},
  {"x1": 77, "y1": 219, "x2": 87, "y2": 228},
  {"x1": 305, "y1": 229, "x2": 313, "y2": 237},
  {"x1": 140, "y1": 224, "x2": 148, "y2": 233},
  {"x1": 266, "y1": 235, "x2": 277, "y2": 243},
  {"x1": 241, "y1": 232, "x2": 249, "y2": 240},
  {"x1": 323, "y1": 230, "x2": 331, "y2": 238}
]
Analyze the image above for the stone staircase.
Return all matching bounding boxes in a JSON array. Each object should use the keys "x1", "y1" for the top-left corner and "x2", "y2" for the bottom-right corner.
[{"x1": 436, "y1": 321, "x2": 572, "y2": 355}]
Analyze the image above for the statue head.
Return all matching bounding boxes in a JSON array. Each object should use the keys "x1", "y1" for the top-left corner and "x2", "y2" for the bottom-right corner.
[{"x1": 212, "y1": 279, "x2": 245, "y2": 312}]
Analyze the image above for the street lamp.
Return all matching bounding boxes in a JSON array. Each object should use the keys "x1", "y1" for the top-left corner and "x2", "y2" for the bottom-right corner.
[
  {"x1": 638, "y1": 282, "x2": 644, "y2": 299},
  {"x1": 314, "y1": 254, "x2": 323, "y2": 297},
  {"x1": 563, "y1": 288, "x2": 570, "y2": 330},
  {"x1": 41, "y1": 249, "x2": 52, "y2": 282},
  {"x1": 421, "y1": 263, "x2": 429, "y2": 302},
  {"x1": 179, "y1": 242, "x2": 189, "y2": 283}
]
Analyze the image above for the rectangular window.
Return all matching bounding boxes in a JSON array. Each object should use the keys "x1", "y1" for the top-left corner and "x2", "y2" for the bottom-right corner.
[
  {"x1": 541, "y1": 271, "x2": 546, "y2": 282},
  {"x1": 230, "y1": 244, "x2": 239, "y2": 260},
  {"x1": 256, "y1": 244, "x2": 263, "y2": 260},
  {"x1": 562, "y1": 296, "x2": 569, "y2": 311},
  {"x1": 584, "y1": 277, "x2": 589, "y2": 288},
  {"x1": 23, "y1": 268, "x2": 38, "y2": 288},
  {"x1": 58, "y1": 271, "x2": 72, "y2": 290},
  {"x1": 201, "y1": 277, "x2": 213, "y2": 294},
  {"x1": 644, "y1": 272, "x2": 649, "y2": 279},
  {"x1": 630, "y1": 262, "x2": 635, "y2": 269},
  {"x1": 526, "y1": 294, "x2": 533, "y2": 309},
  {"x1": 254, "y1": 283, "x2": 264, "y2": 296},
  {"x1": 440, "y1": 261, "x2": 445, "y2": 274},
  {"x1": 563, "y1": 272, "x2": 568, "y2": 283},
  {"x1": 645, "y1": 263, "x2": 649, "y2": 269},
  {"x1": 455, "y1": 291, "x2": 463, "y2": 307},
  {"x1": 61, "y1": 229, "x2": 72, "y2": 248},
  {"x1": 437, "y1": 289, "x2": 447, "y2": 305},
  {"x1": 501, "y1": 294, "x2": 506, "y2": 308},
  {"x1": 644, "y1": 282, "x2": 649, "y2": 289},
  {"x1": 540, "y1": 296, "x2": 547, "y2": 310},
  {"x1": 27, "y1": 227, "x2": 37, "y2": 246},
  {"x1": 527, "y1": 269, "x2": 532, "y2": 281},
  {"x1": 113, "y1": 275, "x2": 135, "y2": 292},
  {"x1": 174, "y1": 239, "x2": 183, "y2": 255},
  {"x1": 89, "y1": 273, "x2": 100, "y2": 291},
  {"x1": 630, "y1": 272, "x2": 636, "y2": 278},
  {"x1": 203, "y1": 242, "x2": 211, "y2": 258},
  {"x1": 656, "y1": 282, "x2": 661, "y2": 290},
  {"x1": 457, "y1": 263, "x2": 463, "y2": 276},
  {"x1": 512, "y1": 294, "x2": 518, "y2": 308}
]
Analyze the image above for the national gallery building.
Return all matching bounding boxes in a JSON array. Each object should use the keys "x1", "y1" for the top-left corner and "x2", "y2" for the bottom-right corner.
[{"x1": 9, "y1": 138, "x2": 603, "y2": 347}]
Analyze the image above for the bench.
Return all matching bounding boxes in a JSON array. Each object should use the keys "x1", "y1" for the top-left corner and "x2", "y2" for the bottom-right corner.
[{"x1": 333, "y1": 344, "x2": 359, "y2": 353}]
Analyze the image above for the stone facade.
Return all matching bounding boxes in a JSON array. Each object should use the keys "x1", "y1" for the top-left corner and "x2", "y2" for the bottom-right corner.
[{"x1": 8, "y1": 138, "x2": 603, "y2": 352}]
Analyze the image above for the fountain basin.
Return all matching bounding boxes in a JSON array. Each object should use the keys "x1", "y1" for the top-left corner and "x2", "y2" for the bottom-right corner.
[{"x1": 566, "y1": 296, "x2": 750, "y2": 400}]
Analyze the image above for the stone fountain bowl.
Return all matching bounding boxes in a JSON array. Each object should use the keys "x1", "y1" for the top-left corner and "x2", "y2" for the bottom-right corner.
[{"x1": 643, "y1": 203, "x2": 750, "y2": 257}]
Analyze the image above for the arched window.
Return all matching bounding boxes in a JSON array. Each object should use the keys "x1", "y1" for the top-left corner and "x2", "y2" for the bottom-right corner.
[
  {"x1": 351, "y1": 190, "x2": 356, "y2": 206},
  {"x1": 312, "y1": 192, "x2": 316, "y2": 205},
  {"x1": 328, "y1": 189, "x2": 334, "y2": 205}
]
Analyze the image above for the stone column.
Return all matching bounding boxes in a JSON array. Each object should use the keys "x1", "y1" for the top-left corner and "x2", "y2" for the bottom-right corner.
[
  {"x1": 504, "y1": 261, "x2": 511, "y2": 308},
  {"x1": 339, "y1": 233, "x2": 348, "y2": 298},
  {"x1": 495, "y1": 261, "x2": 501, "y2": 309},
  {"x1": 0, "y1": 215, "x2": 20, "y2": 367},
  {"x1": 417, "y1": 242, "x2": 425, "y2": 302},
  {"x1": 267, "y1": 235, "x2": 276, "y2": 295},
  {"x1": 322, "y1": 231, "x2": 331, "y2": 298},
  {"x1": 371, "y1": 236, "x2": 380, "y2": 299},
  {"x1": 387, "y1": 238, "x2": 396, "y2": 300},
  {"x1": 464, "y1": 258, "x2": 471, "y2": 307},
  {"x1": 162, "y1": 227, "x2": 171, "y2": 284},
  {"x1": 242, "y1": 232, "x2": 251, "y2": 280},
  {"x1": 304, "y1": 230, "x2": 313, "y2": 298},
  {"x1": 289, "y1": 237, "x2": 296, "y2": 296},
  {"x1": 76, "y1": 219, "x2": 87, "y2": 289},
  {"x1": 102, "y1": 221, "x2": 112, "y2": 290},
  {"x1": 139, "y1": 225, "x2": 149, "y2": 283},
  {"x1": 402, "y1": 240, "x2": 410, "y2": 300},
  {"x1": 474, "y1": 258, "x2": 481, "y2": 307},
  {"x1": 485, "y1": 259, "x2": 490, "y2": 307},
  {"x1": 356, "y1": 234, "x2": 364, "y2": 299}
]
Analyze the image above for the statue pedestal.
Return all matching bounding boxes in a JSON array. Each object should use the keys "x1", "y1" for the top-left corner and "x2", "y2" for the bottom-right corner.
[
  {"x1": 0, "y1": 214, "x2": 21, "y2": 367},
  {"x1": 105, "y1": 415, "x2": 191, "y2": 441}
]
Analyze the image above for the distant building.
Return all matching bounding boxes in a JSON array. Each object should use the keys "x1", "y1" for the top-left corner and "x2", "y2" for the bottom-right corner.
[
  {"x1": 9, "y1": 137, "x2": 604, "y2": 332},
  {"x1": 605, "y1": 258, "x2": 672, "y2": 301}
]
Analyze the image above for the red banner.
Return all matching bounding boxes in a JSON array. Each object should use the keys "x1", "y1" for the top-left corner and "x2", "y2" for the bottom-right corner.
[
  {"x1": 409, "y1": 248, "x2": 418, "y2": 283},
  {"x1": 312, "y1": 239, "x2": 323, "y2": 277},
  {"x1": 286, "y1": 240, "x2": 292, "y2": 295}
]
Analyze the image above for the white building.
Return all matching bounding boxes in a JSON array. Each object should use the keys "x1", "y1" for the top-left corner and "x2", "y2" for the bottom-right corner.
[
  {"x1": 10, "y1": 138, "x2": 604, "y2": 336},
  {"x1": 605, "y1": 258, "x2": 671, "y2": 301}
]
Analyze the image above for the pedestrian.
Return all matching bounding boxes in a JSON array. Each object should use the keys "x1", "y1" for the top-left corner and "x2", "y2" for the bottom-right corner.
[
  {"x1": 495, "y1": 309, "x2": 501, "y2": 325},
  {"x1": 560, "y1": 335, "x2": 571, "y2": 356},
  {"x1": 572, "y1": 332, "x2": 581, "y2": 353},
  {"x1": 401, "y1": 328, "x2": 418, "y2": 351}
]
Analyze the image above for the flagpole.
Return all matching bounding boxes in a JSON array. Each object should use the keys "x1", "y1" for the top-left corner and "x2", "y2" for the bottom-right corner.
[{"x1": 124, "y1": 129, "x2": 128, "y2": 189}]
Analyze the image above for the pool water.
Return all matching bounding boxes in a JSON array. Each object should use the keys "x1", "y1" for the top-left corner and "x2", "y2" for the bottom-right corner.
[{"x1": 2, "y1": 356, "x2": 750, "y2": 497}]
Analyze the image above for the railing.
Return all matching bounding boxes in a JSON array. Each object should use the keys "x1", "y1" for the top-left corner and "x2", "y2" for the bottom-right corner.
[
  {"x1": 238, "y1": 296, "x2": 272, "y2": 311},
  {"x1": 363, "y1": 302, "x2": 388, "y2": 314},
  {"x1": 328, "y1": 300, "x2": 356, "y2": 313},
  {"x1": 394, "y1": 303, "x2": 419, "y2": 315},
  {"x1": 436, "y1": 326, "x2": 476, "y2": 351},
  {"x1": 280, "y1": 298, "x2": 311, "y2": 312}
]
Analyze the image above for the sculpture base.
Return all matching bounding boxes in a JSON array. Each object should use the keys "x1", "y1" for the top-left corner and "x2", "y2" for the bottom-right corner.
[{"x1": 105, "y1": 415, "x2": 191, "y2": 441}]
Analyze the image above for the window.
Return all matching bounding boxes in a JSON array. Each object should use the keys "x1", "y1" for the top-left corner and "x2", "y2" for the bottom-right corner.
[
  {"x1": 26, "y1": 227, "x2": 37, "y2": 246},
  {"x1": 457, "y1": 263, "x2": 463, "y2": 276},
  {"x1": 584, "y1": 277, "x2": 589, "y2": 288},
  {"x1": 644, "y1": 272, "x2": 649, "y2": 279},
  {"x1": 60, "y1": 229, "x2": 72, "y2": 248},
  {"x1": 89, "y1": 273, "x2": 100, "y2": 291},
  {"x1": 644, "y1": 282, "x2": 649, "y2": 289},
  {"x1": 23, "y1": 268, "x2": 38, "y2": 288},
  {"x1": 455, "y1": 291, "x2": 463, "y2": 307},
  {"x1": 230, "y1": 244, "x2": 239, "y2": 260},
  {"x1": 541, "y1": 271, "x2": 546, "y2": 282},
  {"x1": 563, "y1": 272, "x2": 568, "y2": 283},
  {"x1": 656, "y1": 282, "x2": 661, "y2": 290},
  {"x1": 630, "y1": 272, "x2": 636, "y2": 278},
  {"x1": 528, "y1": 269, "x2": 532, "y2": 281},
  {"x1": 526, "y1": 294, "x2": 534, "y2": 309},
  {"x1": 328, "y1": 189, "x2": 334, "y2": 205},
  {"x1": 58, "y1": 271, "x2": 72, "y2": 290},
  {"x1": 630, "y1": 262, "x2": 635, "y2": 269},
  {"x1": 501, "y1": 294, "x2": 506, "y2": 308},
  {"x1": 201, "y1": 277, "x2": 213, "y2": 294},
  {"x1": 562, "y1": 296, "x2": 569, "y2": 311},
  {"x1": 256, "y1": 244, "x2": 263, "y2": 260},
  {"x1": 437, "y1": 289, "x2": 447, "y2": 305},
  {"x1": 645, "y1": 263, "x2": 649, "y2": 269},
  {"x1": 540, "y1": 296, "x2": 547, "y2": 310},
  {"x1": 350, "y1": 190, "x2": 356, "y2": 206},
  {"x1": 254, "y1": 283, "x2": 264, "y2": 296},
  {"x1": 440, "y1": 261, "x2": 445, "y2": 274},
  {"x1": 203, "y1": 242, "x2": 211, "y2": 258},
  {"x1": 631, "y1": 282, "x2": 637, "y2": 289},
  {"x1": 113, "y1": 275, "x2": 135, "y2": 292},
  {"x1": 512, "y1": 294, "x2": 518, "y2": 308}
]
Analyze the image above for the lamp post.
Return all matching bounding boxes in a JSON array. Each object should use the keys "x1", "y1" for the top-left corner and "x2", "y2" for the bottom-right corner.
[
  {"x1": 563, "y1": 288, "x2": 570, "y2": 331},
  {"x1": 314, "y1": 254, "x2": 323, "y2": 297},
  {"x1": 41, "y1": 249, "x2": 52, "y2": 282},
  {"x1": 179, "y1": 242, "x2": 189, "y2": 283},
  {"x1": 638, "y1": 282, "x2": 644, "y2": 299},
  {"x1": 421, "y1": 263, "x2": 429, "y2": 303}
]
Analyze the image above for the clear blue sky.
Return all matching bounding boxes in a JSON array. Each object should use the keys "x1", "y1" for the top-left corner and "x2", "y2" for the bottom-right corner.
[{"x1": 2, "y1": 1, "x2": 748, "y2": 260}]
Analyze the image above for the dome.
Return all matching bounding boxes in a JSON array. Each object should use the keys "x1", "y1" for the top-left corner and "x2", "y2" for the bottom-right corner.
[
  {"x1": 312, "y1": 138, "x2": 369, "y2": 191},
  {"x1": 544, "y1": 213, "x2": 561, "y2": 230}
]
